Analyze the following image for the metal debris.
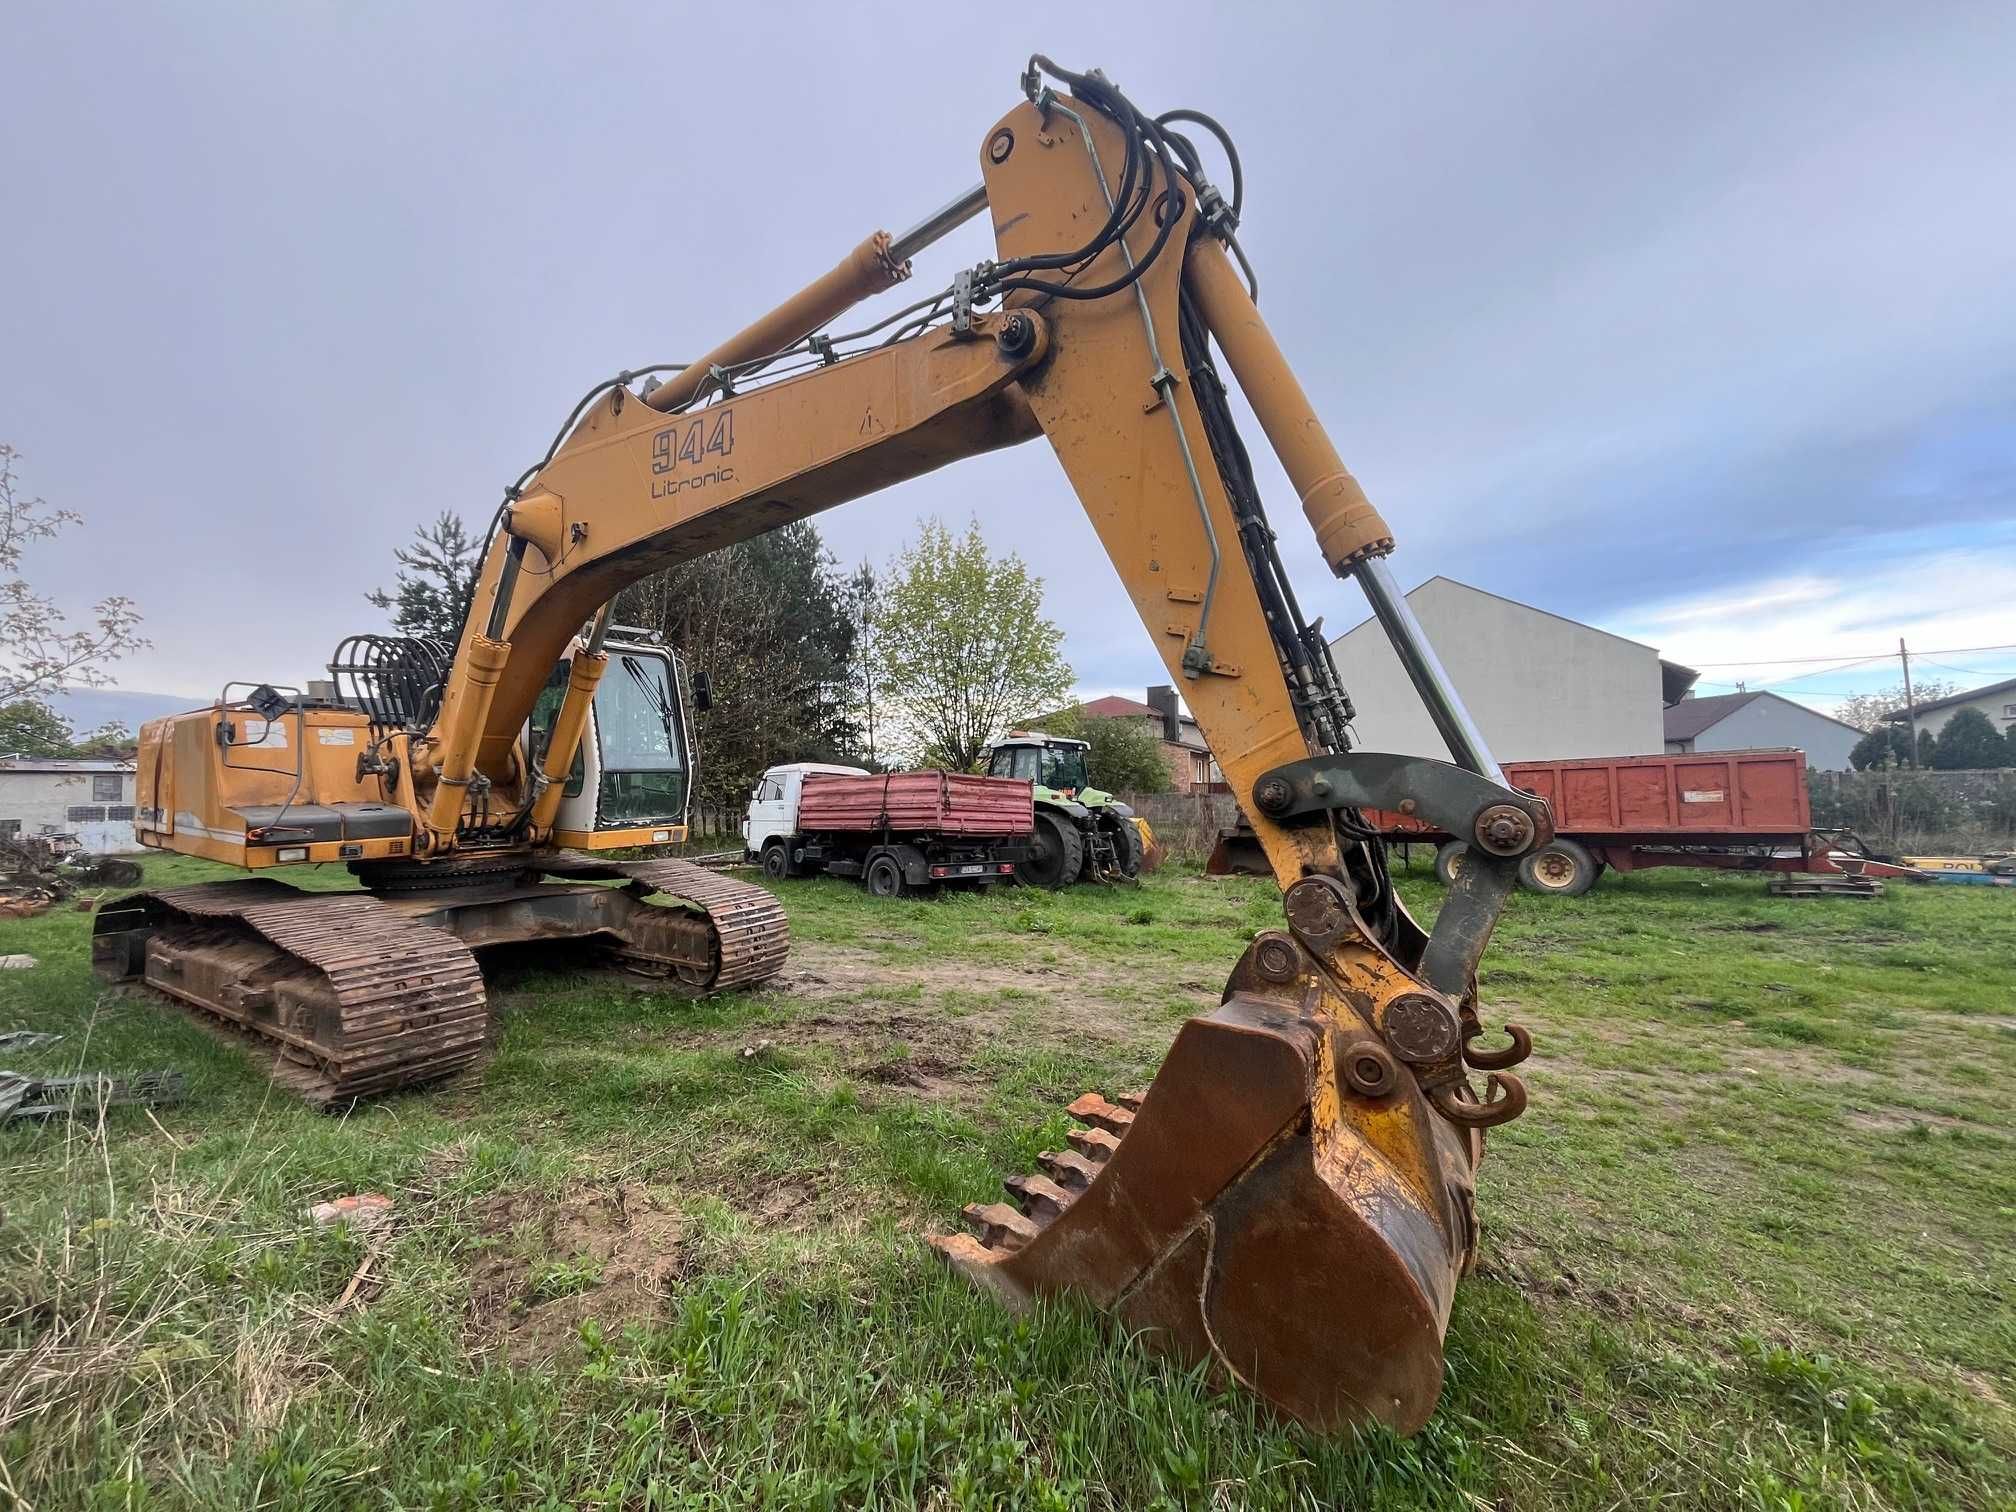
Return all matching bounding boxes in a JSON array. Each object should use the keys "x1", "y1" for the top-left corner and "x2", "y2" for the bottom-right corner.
[{"x1": 0, "y1": 1069, "x2": 187, "y2": 1121}]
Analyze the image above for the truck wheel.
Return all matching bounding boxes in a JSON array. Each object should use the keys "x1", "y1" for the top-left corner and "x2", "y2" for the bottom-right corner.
[
  {"x1": 1017, "y1": 811, "x2": 1084, "y2": 889},
  {"x1": 1434, "y1": 840, "x2": 1471, "y2": 886},
  {"x1": 1105, "y1": 814, "x2": 1144, "y2": 878},
  {"x1": 1518, "y1": 839, "x2": 1598, "y2": 896},
  {"x1": 761, "y1": 841, "x2": 791, "y2": 880},
  {"x1": 865, "y1": 854, "x2": 906, "y2": 898}
]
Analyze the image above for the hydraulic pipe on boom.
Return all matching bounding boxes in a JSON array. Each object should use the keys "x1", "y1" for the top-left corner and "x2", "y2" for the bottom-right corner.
[
  {"x1": 642, "y1": 232, "x2": 912, "y2": 413},
  {"x1": 1185, "y1": 239, "x2": 1501, "y2": 779}
]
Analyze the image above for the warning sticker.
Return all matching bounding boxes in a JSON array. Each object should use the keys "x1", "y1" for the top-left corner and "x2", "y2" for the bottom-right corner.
[
  {"x1": 1681, "y1": 789, "x2": 1725, "y2": 804},
  {"x1": 317, "y1": 728, "x2": 358, "y2": 747}
]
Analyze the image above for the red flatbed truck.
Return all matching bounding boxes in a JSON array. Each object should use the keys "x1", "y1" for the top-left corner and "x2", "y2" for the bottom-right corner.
[{"x1": 744, "y1": 764, "x2": 1033, "y2": 897}]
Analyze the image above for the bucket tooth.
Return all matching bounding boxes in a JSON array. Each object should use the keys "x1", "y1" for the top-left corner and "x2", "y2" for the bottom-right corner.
[
  {"x1": 1036, "y1": 1148, "x2": 1102, "y2": 1190},
  {"x1": 1067, "y1": 1126, "x2": 1122, "y2": 1161},
  {"x1": 928, "y1": 992, "x2": 1477, "y2": 1436},
  {"x1": 1004, "y1": 1171, "x2": 1075, "y2": 1221},
  {"x1": 1066, "y1": 1092, "x2": 1135, "y2": 1135},
  {"x1": 961, "y1": 1201, "x2": 1038, "y2": 1251}
]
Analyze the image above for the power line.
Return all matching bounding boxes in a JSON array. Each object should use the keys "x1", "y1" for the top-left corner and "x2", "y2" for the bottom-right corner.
[{"x1": 1680, "y1": 641, "x2": 2016, "y2": 667}]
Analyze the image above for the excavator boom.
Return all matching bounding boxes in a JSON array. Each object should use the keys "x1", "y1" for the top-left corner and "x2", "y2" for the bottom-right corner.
[{"x1": 107, "y1": 57, "x2": 1546, "y2": 1432}]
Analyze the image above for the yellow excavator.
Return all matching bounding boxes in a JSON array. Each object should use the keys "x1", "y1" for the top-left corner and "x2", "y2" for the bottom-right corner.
[{"x1": 97, "y1": 57, "x2": 1550, "y2": 1435}]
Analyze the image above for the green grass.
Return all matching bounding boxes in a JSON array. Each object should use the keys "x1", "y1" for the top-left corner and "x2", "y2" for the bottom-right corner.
[{"x1": 3, "y1": 855, "x2": 2013, "y2": 1509}]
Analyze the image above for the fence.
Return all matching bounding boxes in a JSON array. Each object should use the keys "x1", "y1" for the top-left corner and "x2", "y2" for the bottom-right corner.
[
  {"x1": 1807, "y1": 768, "x2": 2016, "y2": 854},
  {"x1": 1122, "y1": 768, "x2": 2016, "y2": 862}
]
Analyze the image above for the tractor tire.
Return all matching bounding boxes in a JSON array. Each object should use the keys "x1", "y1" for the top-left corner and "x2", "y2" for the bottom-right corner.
[
  {"x1": 761, "y1": 841, "x2": 791, "y2": 881},
  {"x1": 865, "y1": 853, "x2": 907, "y2": 898},
  {"x1": 1433, "y1": 840, "x2": 1471, "y2": 886},
  {"x1": 1517, "y1": 839, "x2": 1599, "y2": 896},
  {"x1": 1106, "y1": 814, "x2": 1144, "y2": 879},
  {"x1": 1017, "y1": 811, "x2": 1084, "y2": 890}
]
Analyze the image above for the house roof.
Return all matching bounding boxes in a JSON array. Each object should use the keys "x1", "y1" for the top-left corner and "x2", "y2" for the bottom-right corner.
[
  {"x1": 0, "y1": 757, "x2": 135, "y2": 774},
  {"x1": 1331, "y1": 575, "x2": 1661, "y2": 655},
  {"x1": 1056, "y1": 696, "x2": 1209, "y2": 750},
  {"x1": 1663, "y1": 691, "x2": 1862, "y2": 742},
  {"x1": 1906, "y1": 676, "x2": 2016, "y2": 717},
  {"x1": 1080, "y1": 695, "x2": 1157, "y2": 718}
]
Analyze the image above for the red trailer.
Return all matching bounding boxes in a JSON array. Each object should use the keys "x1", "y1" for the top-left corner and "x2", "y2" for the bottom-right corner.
[
  {"x1": 753, "y1": 766, "x2": 1034, "y2": 897},
  {"x1": 1209, "y1": 749, "x2": 1916, "y2": 894},
  {"x1": 1371, "y1": 749, "x2": 1908, "y2": 893}
]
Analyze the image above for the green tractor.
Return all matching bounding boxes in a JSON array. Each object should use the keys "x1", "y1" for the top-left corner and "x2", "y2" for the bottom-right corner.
[{"x1": 986, "y1": 732, "x2": 1145, "y2": 888}]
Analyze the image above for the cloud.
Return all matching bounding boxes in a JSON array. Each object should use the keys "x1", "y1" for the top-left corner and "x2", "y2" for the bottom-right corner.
[{"x1": 1614, "y1": 528, "x2": 2016, "y2": 711}]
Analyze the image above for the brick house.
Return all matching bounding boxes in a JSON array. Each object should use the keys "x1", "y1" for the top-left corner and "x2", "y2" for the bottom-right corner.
[{"x1": 1076, "y1": 687, "x2": 1223, "y2": 794}]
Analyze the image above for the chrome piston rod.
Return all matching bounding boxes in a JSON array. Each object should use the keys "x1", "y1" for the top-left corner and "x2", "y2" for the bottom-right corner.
[
  {"x1": 1353, "y1": 555, "x2": 1503, "y2": 782},
  {"x1": 889, "y1": 183, "x2": 989, "y2": 266}
]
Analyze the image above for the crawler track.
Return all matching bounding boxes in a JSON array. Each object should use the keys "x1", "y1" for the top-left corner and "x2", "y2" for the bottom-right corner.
[
  {"x1": 536, "y1": 852, "x2": 791, "y2": 989},
  {"x1": 93, "y1": 854, "x2": 789, "y2": 1106},
  {"x1": 93, "y1": 880, "x2": 489, "y2": 1106}
]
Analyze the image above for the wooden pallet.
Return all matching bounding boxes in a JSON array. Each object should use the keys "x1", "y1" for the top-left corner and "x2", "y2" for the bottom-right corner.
[{"x1": 1768, "y1": 875, "x2": 1884, "y2": 898}]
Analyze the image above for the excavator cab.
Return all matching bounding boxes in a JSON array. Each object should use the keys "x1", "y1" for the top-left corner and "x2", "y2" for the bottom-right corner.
[{"x1": 532, "y1": 631, "x2": 694, "y2": 847}]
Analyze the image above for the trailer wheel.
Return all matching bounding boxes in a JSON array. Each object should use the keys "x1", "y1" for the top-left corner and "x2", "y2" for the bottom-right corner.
[
  {"x1": 1518, "y1": 839, "x2": 1598, "y2": 896},
  {"x1": 761, "y1": 841, "x2": 791, "y2": 881},
  {"x1": 1433, "y1": 840, "x2": 1471, "y2": 886},
  {"x1": 865, "y1": 854, "x2": 906, "y2": 898}
]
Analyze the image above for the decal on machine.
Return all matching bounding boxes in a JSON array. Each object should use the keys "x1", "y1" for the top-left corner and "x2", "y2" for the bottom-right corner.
[{"x1": 651, "y1": 410, "x2": 736, "y2": 500}]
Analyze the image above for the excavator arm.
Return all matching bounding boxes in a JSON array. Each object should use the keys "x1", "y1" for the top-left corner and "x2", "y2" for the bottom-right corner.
[{"x1": 408, "y1": 59, "x2": 1546, "y2": 1433}]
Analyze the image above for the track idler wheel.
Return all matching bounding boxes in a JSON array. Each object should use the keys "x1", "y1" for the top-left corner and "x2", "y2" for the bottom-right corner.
[{"x1": 931, "y1": 985, "x2": 1478, "y2": 1433}]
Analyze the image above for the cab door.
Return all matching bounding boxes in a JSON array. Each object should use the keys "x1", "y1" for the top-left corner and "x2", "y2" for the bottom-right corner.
[{"x1": 743, "y1": 770, "x2": 794, "y2": 857}]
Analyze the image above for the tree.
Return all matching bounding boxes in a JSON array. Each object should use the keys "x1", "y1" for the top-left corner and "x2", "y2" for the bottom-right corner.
[
  {"x1": 2006, "y1": 721, "x2": 2016, "y2": 769},
  {"x1": 70, "y1": 720, "x2": 134, "y2": 758},
  {"x1": 845, "y1": 560, "x2": 882, "y2": 768},
  {"x1": 368, "y1": 511, "x2": 482, "y2": 644},
  {"x1": 0, "y1": 445, "x2": 147, "y2": 705},
  {"x1": 1917, "y1": 728, "x2": 1937, "y2": 767},
  {"x1": 1931, "y1": 708, "x2": 2009, "y2": 771},
  {"x1": 1833, "y1": 679, "x2": 1959, "y2": 733},
  {"x1": 614, "y1": 522, "x2": 864, "y2": 812},
  {"x1": 872, "y1": 519, "x2": 1074, "y2": 771},
  {"x1": 1029, "y1": 707, "x2": 1173, "y2": 793},
  {"x1": 1849, "y1": 725, "x2": 1907, "y2": 771},
  {"x1": 0, "y1": 699, "x2": 76, "y2": 757}
]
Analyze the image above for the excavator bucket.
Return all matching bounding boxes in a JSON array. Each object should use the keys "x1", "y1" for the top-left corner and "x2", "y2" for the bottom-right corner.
[{"x1": 933, "y1": 969, "x2": 1482, "y2": 1434}]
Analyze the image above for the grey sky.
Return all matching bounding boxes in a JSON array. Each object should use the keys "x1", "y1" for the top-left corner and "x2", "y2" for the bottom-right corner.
[{"x1": 5, "y1": 3, "x2": 2013, "y2": 717}]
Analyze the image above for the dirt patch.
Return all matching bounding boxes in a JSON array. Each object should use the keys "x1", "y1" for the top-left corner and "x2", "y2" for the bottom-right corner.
[
  {"x1": 786, "y1": 942, "x2": 1174, "y2": 1047},
  {"x1": 859, "y1": 1053, "x2": 965, "y2": 1100},
  {"x1": 468, "y1": 1183, "x2": 689, "y2": 1365}
]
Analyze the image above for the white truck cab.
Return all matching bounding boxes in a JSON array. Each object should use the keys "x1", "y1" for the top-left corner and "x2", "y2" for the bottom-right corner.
[{"x1": 742, "y1": 763, "x2": 869, "y2": 865}]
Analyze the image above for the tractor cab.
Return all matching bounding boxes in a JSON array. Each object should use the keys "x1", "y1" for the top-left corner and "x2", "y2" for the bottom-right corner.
[
  {"x1": 985, "y1": 732, "x2": 1144, "y2": 887},
  {"x1": 987, "y1": 733, "x2": 1104, "y2": 804}
]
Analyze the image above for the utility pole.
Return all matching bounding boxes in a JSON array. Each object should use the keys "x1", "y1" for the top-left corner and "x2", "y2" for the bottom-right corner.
[{"x1": 1899, "y1": 637, "x2": 1919, "y2": 766}]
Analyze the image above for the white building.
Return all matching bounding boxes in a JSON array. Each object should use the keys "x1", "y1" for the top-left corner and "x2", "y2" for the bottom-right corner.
[
  {"x1": 1904, "y1": 677, "x2": 2016, "y2": 743},
  {"x1": 0, "y1": 758, "x2": 140, "y2": 854},
  {"x1": 1327, "y1": 577, "x2": 1665, "y2": 763},
  {"x1": 1662, "y1": 691, "x2": 1862, "y2": 770}
]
